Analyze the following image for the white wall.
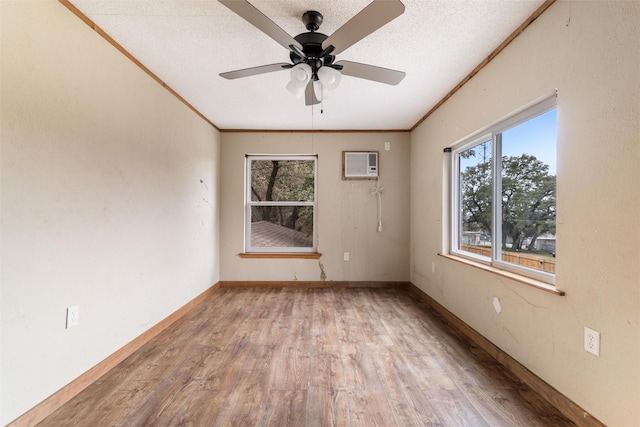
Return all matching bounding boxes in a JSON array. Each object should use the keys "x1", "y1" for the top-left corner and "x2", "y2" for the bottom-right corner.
[
  {"x1": 410, "y1": 2, "x2": 639, "y2": 426},
  {"x1": 220, "y1": 132, "x2": 410, "y2": 283},
  {"x1": 0, "y1": 1, "x2": 220, "y2": 424}
]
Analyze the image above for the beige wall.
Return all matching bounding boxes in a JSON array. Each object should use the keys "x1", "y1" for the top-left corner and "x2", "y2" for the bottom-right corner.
[
  {"x1": 220, "y1": 132, "x2": 410, "y2": 282},
  {"x1": 410, "y1": 2, "x2": 640, "y2": 426},
  {"x1": 0, "y1": 1, "x2": 221, "y2": 424}
]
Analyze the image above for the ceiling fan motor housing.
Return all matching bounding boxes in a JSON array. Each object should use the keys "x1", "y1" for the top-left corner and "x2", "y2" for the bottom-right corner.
[{"x1": 290, "y1": 11, "x2": 340, "y2": 75}]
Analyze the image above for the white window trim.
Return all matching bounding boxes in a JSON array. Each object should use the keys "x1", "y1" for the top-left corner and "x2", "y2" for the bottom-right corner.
[
  {"x1": 449, "y1": 95, "x2": 557, "y2": 285},
  {"x1": 245, "y1": 155, "x2": 318, "y2": 253}
]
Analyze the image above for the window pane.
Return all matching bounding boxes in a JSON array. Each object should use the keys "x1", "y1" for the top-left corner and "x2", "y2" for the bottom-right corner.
[
  {"x1": 458, "y1": 140, "x2": 492, "y2": 258},
  {"x1": 250, "y1": 160, "x2": 315, "y2": 202},
  {"x1": 250, "y1": 206, "x2": 313, "y2": 247},
  {"x1": 500, "y1": 109, "x2": 556, "y2": 273}
]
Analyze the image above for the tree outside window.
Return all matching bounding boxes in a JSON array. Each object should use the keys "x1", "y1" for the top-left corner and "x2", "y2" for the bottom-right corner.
[
  {"x1": 246, "y1": 156, "x2": 317, "y2": 252},
  {"x1": 452, "y1": 100, "x2": 557, "y2": 282}
]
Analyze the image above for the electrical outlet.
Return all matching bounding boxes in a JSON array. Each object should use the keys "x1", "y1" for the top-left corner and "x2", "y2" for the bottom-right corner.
[
  {"x1": 343, "y1": 252, "x2": 350, "y2": 261},
  {"x1": 584, "y1": 327, "x2": 600, "y2": 357},
  {"x1": 431, "y1": 262, "x2": 436, "y2": 274},
  {"x1": 66, "y1": 305, "x2": 79, "y2": 329},
  {"x1": 385, "y1": 142, "x2": 391, "y2": 151}
]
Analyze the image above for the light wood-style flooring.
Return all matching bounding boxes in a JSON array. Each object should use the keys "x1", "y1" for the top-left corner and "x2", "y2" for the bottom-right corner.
[{"x1": 39, "y1": 287, "x2": 576, "y2": 426}]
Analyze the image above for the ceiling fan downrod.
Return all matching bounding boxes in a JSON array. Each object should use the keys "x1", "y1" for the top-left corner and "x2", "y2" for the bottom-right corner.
[{"x1": 302, "y1": 10, "x2": 323, "y2": 32}]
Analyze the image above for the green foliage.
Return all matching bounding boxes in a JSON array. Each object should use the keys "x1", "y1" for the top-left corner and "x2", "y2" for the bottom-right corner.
[
  {"x1": 251, "y1": 160, "x2": 315, "y2": 234},
  {"x1": 251, "y1": 160, "x2": 314, "y2": 202},
  {"x1": 461, "y1": 153, "x2": 556, "y2": 252}
]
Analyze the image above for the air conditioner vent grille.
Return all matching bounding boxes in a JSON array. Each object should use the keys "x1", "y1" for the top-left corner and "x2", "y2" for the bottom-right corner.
[{"x1": 343, "y1": 151, "x2": 378, "y2": 179}]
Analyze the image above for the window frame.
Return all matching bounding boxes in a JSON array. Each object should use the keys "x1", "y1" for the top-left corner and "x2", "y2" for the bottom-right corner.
[
  {"x1": 450, "y1": 96, "x2": 557, "y2": 284},
  {"x1": 245, "y1": 154, "x2": 318, "y2": 253}
]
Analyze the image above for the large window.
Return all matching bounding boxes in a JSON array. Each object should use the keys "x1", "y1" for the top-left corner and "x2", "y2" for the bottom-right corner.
[
  {"x1": 245, "y1": 155, "x2": 317, "y2": 253},
  {"x1": 451, "y1": 97, "x2": 557, "y2": 283}
]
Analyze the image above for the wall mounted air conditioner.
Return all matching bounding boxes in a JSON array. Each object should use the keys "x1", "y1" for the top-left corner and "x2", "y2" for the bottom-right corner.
[{"x1": 343, "y1": 151, "x2": 379, "y2": 180}]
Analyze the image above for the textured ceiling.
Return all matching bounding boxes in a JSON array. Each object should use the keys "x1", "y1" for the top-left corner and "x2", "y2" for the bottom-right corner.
[{"x1": 67, "y1": 0, "x2": 547, "y2": 130}]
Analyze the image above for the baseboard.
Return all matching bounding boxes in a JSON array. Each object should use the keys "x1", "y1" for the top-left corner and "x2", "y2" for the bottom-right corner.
[
  {"x1": 219, "y1": 280, "x2": 410, "y2": 288},
  {"x1": 8, "y1": 282, "x2": 221, "y2": 427},
  {"x1": 406, "y1": 282, "x2": 605, "y2": 427}
]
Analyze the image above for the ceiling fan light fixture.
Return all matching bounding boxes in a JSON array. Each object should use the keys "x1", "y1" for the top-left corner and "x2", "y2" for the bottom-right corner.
[
  {"x1": 286, "y1": 80, "x2": 306, "y2": 99},
  {"x1": 286, "y1": 63, "x2": 312, "y2": 99},
  {"x1": 317, "y1": 66, "x2": 341, "y2": 90},
  {"x1": 219, "y1": 0, "x2": 406, "y2": 106},
  {"x1": 314, "y1": 66, "x2": 342, "y2": 101},
  {"x1": 289, "y1": 63, "x2": 312, "y2": 87},
  {"x1": 313, "y1": 80, "x2": 328, "y2": 101},
  {"x1": 313, "y1": 81, "x2": 335, "y2": 102}
]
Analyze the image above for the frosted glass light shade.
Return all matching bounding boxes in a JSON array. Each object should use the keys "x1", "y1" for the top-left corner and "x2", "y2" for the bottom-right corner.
[
  {"x1": 317, "y1": 66, "x2": 341, "y2": 90},
  {"x1": 313, "y1": 67, "x2": 342, "y2": 101},
  {"x1": 286, "y1": 63, "x2": 312, "y2": 99},
  {"x1": 289, "y1": 63, "x2": 312, "y2": 86},
  {"x1": 286, "y1": 80, "x2": 306, "y2": 99},
  {"x1": 313, "y1": 80, "x2": 329, "y2": 101}
]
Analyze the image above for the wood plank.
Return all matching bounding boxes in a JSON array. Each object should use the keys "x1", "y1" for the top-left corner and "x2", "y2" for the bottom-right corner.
[
  {"x1": 36, "y1": 286, "x2": 584, "y2": 427},
  {"x1": 237, "y1": 252, "x2": 322, "y2": 259},
  {"x1": 270, "y1": 342, "x2": 310, "y2": 391},
  {"x1": 347, "y1": 389, "x2": 398, "y2": 427},
  {"x1": 369, "y1": 345, "x2": 443, "y2": 426},
  {"x1": 305, "y1": 386, "x2": 350, "y2": 427},
  {"x1": 311, "y1": 289, "x2": 339, "y2": 346},
  {"x1": 261, "y1": 390, "x2": 307, "y2": 426}
]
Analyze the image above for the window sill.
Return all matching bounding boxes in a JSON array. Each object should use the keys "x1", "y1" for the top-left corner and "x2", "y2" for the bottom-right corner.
[
  {"x1": 239, "y1": 252, "x2": 322, "y2": 259},
  {"x1": 438, "y1": 254, "x2": 564, "y2": 296}
]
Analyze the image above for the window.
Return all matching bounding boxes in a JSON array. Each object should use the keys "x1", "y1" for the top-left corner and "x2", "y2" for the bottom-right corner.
[
  {"x1": 451, "y1": 97, "x2": 557, "y2": 283},
  {"x1": 245, "y1": 155, "x2": 317, "y2": 253}
]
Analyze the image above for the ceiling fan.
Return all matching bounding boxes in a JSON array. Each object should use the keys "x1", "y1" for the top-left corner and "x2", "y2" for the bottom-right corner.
[{"x1": 219, "y1": 0, "x2": 406, "y2": 105}]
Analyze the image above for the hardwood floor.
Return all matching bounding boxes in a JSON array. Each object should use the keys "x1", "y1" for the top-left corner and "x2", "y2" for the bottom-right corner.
[{"x1": 39, "y1": 287, "x2": 576, "y2": 426}]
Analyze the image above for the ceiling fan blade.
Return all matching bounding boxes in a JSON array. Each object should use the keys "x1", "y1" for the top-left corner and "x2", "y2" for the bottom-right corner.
[
  {"x1": 322, "y1": 0, "x2": 405, "y2": 55},
  {"x1": 219, "y1": 0, "x2": 302, "y2": 51},
  {"x1": 220, "y1": 63, "x2": 290, "y2": 79},
  {"x1": 305, "y1": 82, "x2": 320, "y2": 105},
  {"x1": 335, "y1": 60, "x2": 405, "y2": 85}
]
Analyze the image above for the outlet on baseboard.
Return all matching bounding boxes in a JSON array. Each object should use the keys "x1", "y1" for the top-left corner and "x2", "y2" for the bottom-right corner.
[{"x1": 584, "y1": 326, "x2": 600, "y2": 357}]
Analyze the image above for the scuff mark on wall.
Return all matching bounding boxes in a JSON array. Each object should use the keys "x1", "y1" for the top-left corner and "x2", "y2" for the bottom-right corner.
[
  {"x1": 500, "y1": 279, "x2": 547, "y2": 309},
  {"x1": 200, "y1": 179, "x2": 212, "y2": 207},
  {"x1": 318, "y1": 261, "x2": 327, "y2": 281},
  {"x1": 198, "y1": 179, "x2": 213, "y2": 207},
  {"x1": 502, "y1": 326, "x2": 521, "y2": 344}
]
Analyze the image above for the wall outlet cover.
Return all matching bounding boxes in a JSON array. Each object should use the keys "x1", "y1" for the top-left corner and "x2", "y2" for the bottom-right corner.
[
  {"x1": 584, "y1": 326, "x2": 600, "y2": 357},
  {"x1": 66, "y1": 305, "x2": 79, "y2": 329}
]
